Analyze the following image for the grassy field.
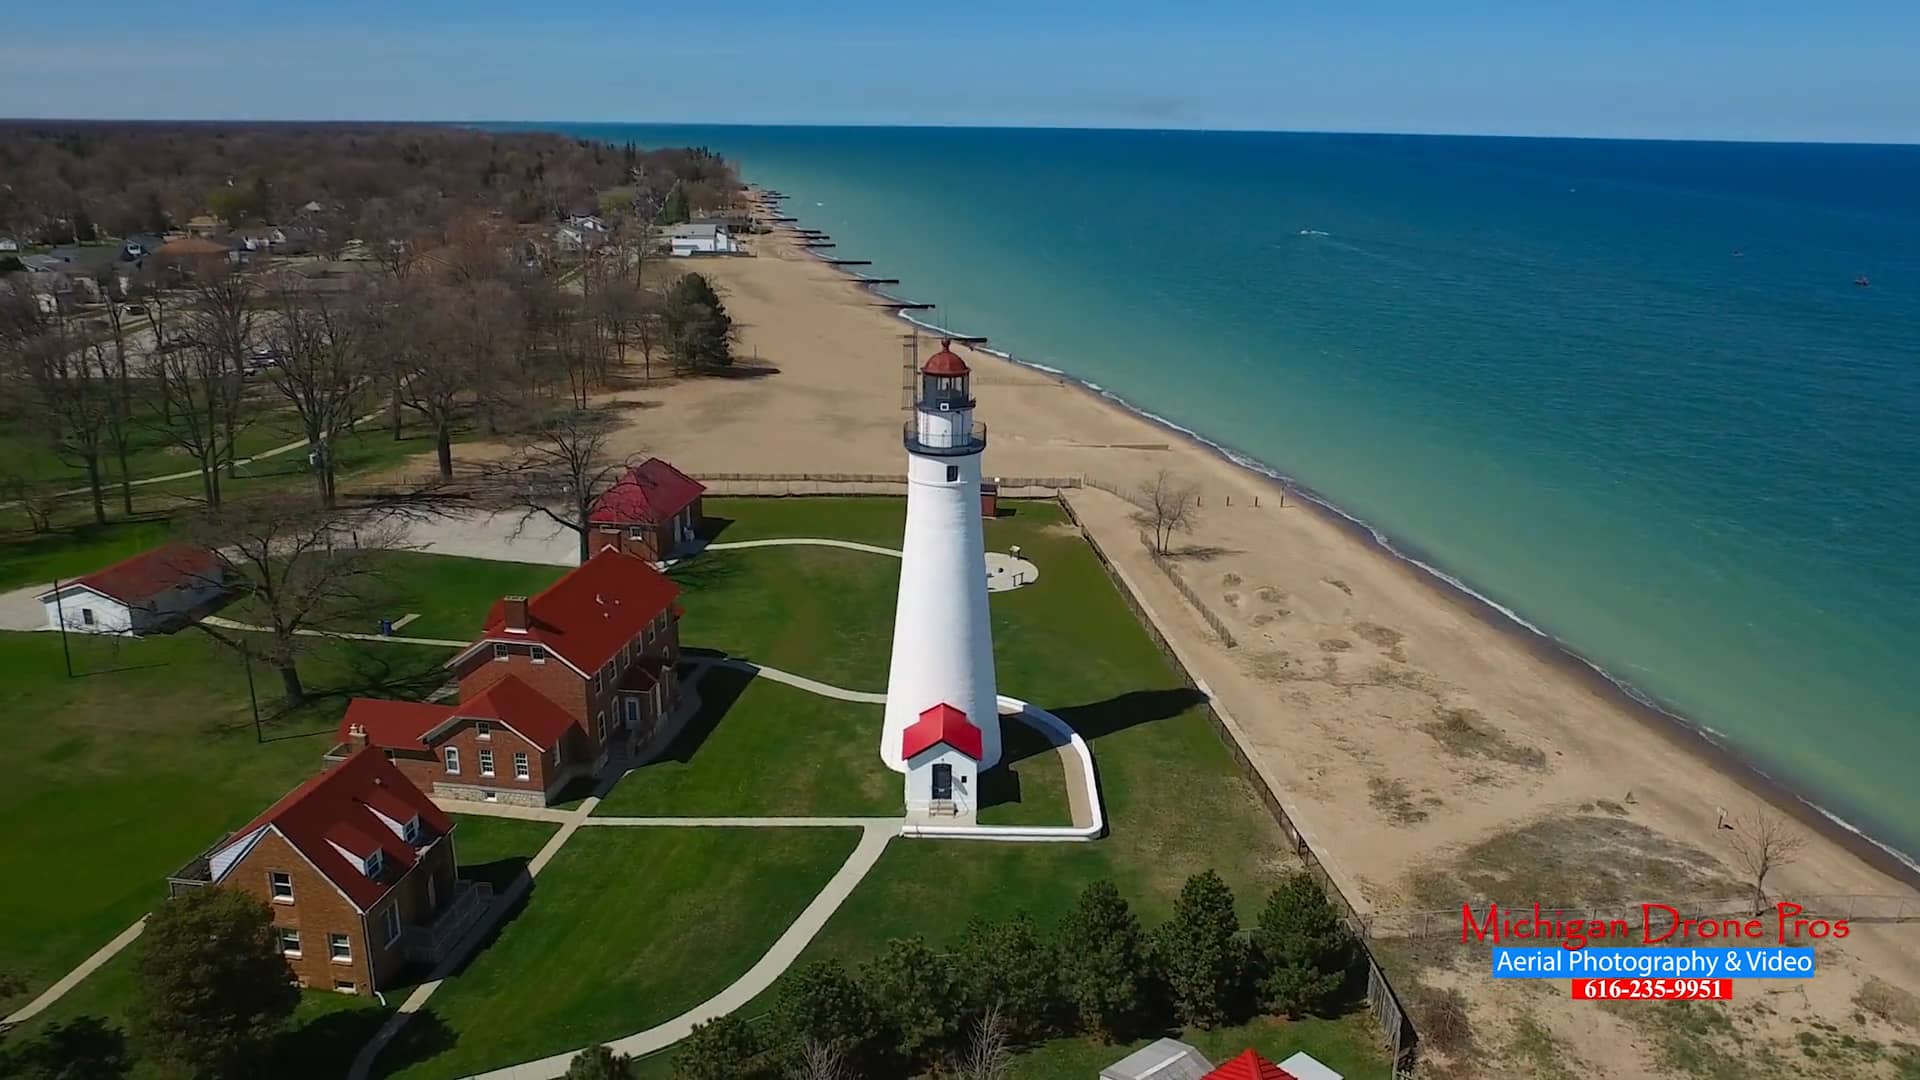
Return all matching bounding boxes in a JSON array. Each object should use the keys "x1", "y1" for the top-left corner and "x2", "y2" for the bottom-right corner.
[
  {"x1": 0, "y1": 629, "x2": 455, "y2": 1015},
  {"x1": 360, "y1": 550, "x2": 568, "y2": 642},
  {"x1": 0, "y1": 813, "x2": 558, "y2": 1080},
  {"x1": 0, "y1": 517, "x2": 179, "y2": 592},
  {"x1": 671, "y1": 543, "x2": 897, "y2": 691},
  {"x1": 375, "y1": 826, "x2": 861, "y2": 1080},
  {"x1": 595, "y1": 668, "x2": 898, "y2": 817}
]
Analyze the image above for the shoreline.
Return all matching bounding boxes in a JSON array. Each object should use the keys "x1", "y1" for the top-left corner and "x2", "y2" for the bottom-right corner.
[{"x1": 774, "y1": 195, "x2": 1920, "y2": 892}]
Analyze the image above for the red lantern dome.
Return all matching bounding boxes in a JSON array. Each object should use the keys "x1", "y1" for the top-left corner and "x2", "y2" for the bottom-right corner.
[{"x1": 921, "y1": 341, "x2": 970, "y2": 376}]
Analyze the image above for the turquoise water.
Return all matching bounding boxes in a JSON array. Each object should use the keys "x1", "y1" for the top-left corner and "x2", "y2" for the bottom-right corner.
[{"x1": 528, "y1": 125, "x2": 1920, "y2": 861}]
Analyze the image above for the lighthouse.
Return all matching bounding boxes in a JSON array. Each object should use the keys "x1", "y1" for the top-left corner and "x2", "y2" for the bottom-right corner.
[{"x1": 882, "y1": 341, "x2": 1002, "y2": 783}]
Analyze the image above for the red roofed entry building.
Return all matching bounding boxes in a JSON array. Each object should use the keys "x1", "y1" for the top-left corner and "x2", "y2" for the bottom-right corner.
[
  {"x1": 332, "y1": 547, "x2": 687, "y2": 807},
  {"x1": 36, "y1": 542, "x2": 225, "y2": 635},
  {"x1": 588, "y1": 457, "x2": 706, "y2": 562},
  {"x1": 165, "y1": 749, "x2": 483, "y2": 997},
  {"x1": 902, "y1": 702, "x2": 983, "y2": 821}
]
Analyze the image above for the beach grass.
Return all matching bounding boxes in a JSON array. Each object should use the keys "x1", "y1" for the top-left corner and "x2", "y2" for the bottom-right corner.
[{"x1": 373, "y1": 826, "x2": 861, "y2": 1080}]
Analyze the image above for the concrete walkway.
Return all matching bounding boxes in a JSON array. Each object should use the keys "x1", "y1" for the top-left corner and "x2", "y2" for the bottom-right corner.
[
  {"x1": 461, "y1": 822, "x2": 895, "y2": 1080},
  {"x1": 704, "y1": 537, "x2": 900, "y2": 558},
  {"x1": 1, "y1": 916, "x2": 148, "y2": 1026},
  {"x1": 201, "y1": 615, "x2": 469, "y2": 649},
  {"x1": 709, "y1": 657, "x2": 887, "y2": 704},
  {"x1": 582, "y1": 815, "x2": 901, "y2": 829},
  {"x1": 47, "y1": 406, "x2": 391, "y2": 499},
  {"x1": 348, "y1": 795, "x2": 601, "y2": 1080},
  {"x1": 433, "y1": 800, "x2": 576, "y2": 824}
]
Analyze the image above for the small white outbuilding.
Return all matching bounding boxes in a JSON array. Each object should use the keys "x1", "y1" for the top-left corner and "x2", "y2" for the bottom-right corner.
[
  {"x1": 667, "y1": 222, "x2": 738, "y2": 256},
  {"x1": 901, "y1": 702, "x2": 983, "y2": 820},
  {"x1": 37, "y1": 542, "x2": 225, "y2": 636}
]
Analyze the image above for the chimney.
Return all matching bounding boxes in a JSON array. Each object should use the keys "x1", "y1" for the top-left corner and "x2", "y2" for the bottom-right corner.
[
  {"x1": 503, "y1": 595, "x2": 530, "y2": 632},
  {"x1": 348, "y1": 723, "x2": 368, "y2": 750}
]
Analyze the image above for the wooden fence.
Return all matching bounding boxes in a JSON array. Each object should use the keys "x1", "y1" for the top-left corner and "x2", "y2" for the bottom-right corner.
[{"x1": 1058, "y1": 494, "x2": 1419, "y2": 1077}]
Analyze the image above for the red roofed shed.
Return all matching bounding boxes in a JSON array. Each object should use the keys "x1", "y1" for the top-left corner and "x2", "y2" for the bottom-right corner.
[
  {"x1": 36, "y1": 542, "x2": 225, "y2": 636},
  {"x1": 589, "y1": 457, "x2": 706, "y2": 561}
]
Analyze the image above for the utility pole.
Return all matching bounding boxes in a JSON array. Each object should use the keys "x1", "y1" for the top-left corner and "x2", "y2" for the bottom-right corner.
[
  {"x1": 52, "y1": 579, "x2": 73, "y2": 678},
  {"x1": 243, "y1": 638, "x2": 263, "y2": 742}
]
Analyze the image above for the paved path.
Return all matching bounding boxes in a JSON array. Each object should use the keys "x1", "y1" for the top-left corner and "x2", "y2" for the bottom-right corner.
[
  {"x1": 1, "y1": 916, "x2": 148, "y2": 1026},
  {"x1": 434, "y1": 800, "x2": 576, "y2": 824},
  {"x1": 0, "y1": 583, "x2": 47, "y2": 631},
  {"x1": 46, "y1": 407, "x2": 391, "y2": 500},
  {"x1": 704, "y1": 537, "x2": 899, "y2": 558},
  {"x1": 461, "y1": 822, "x2": 895, "y2": 1080},
  {"x1": 348, "y1": 795, "x2": 601, "y2": 1080},
  {"x1": 201, "y1": 615, "x2": 469, "y2": 649},
  {"x1": 709, "y1": 657, "x2": 887, "y2": 704},
  {"x1": 583, "y1": 815, "x2": 901, "y2": 829}
]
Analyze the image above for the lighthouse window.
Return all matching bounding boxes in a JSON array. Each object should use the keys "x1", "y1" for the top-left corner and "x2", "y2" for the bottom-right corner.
[{"x1": 946, "y1": 466, "x2": 960, "y2": 483}]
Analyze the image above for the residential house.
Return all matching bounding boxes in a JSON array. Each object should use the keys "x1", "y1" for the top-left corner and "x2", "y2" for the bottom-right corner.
[
  {"x1": 165, "y1": 749, "x2": 484, "y2": 997},
  {"x1": 587, "y1": 457, "x2": 707, "y2": 562},
  {"x1": 155, "y1": 235, "x2": 232, "y2": 277},
  {"x1": 567, "y1": 213, "x2": 609, "y2": 235},
  {"x1": 184, "y1": 214, "x2": 222, "y2": 237},
  {"x1": 37, "y1": 542, "x2": 225, "y2": 635},
  {"x1": 331, "y1": 548, "x2": 686, "y2": 807},
  {"x1": 271, "y1": 225, "x2": 316, "y2": 255},
  {"x1": 668, "y1": 222, "x2": 738, "y2": 256},
  {"x1": 552, "y1": 223, "x2": 607, "y2": 255},
  {"x1": 0, "y1": 236, "x2": 18, "y2": 252}
]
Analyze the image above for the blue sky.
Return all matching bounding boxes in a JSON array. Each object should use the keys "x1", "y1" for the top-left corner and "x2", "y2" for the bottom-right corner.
[{"x1": 4, "y1": 1, "x2": 1918, "y2": 143}]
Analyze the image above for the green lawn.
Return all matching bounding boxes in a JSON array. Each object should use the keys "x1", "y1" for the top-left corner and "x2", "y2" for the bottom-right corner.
[
  {"x1": 0, "y1": 810, "x2": 559, "y2": 1080},
  {"x1": 671, "y1": 544, "x2": 897, "y2": 691},
  {"x1": 361, "y1": 551, "x2": 569, "y2": 642},
  {"x1": 595, "y1": 668, "x2": 896, "y2": 817},
  {"x1": 0, "y1": 394, "x2": 311, "y2": 491},
  {"x1": 702, "y1": 496, "x2": 908, "y2": 550},
  {"x1": 0, "y1": 517, "x2": 179, "y2": 592},
  {"x1": 374, "y1": 826, "x2": 861, "y2": 1080},
  {"x1": 0, "y1": 629, "x2": 454, "y2": 1016}
]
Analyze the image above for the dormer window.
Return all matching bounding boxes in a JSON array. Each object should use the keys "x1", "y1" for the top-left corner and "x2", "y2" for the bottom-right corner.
[
  {"x1": 365, "y1": 849, "x2": 384, "y2": 878},
  {"x1": 530, "y1": 645, "x2": 547, "y2": 665},
  {"x1": 492, "y1": 642, "x2": 509, "y2": 662},
  {"x1": 402, "y1": 816, "x2": 421, "y2": 844}
]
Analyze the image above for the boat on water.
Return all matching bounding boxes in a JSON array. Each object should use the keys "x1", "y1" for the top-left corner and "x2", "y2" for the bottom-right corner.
[{"x1": 1855, "y1": 276, "x2": 1872, "y2": 288}]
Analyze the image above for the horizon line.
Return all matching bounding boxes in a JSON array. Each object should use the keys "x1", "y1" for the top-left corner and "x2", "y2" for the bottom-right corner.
[{"x1": 3, "y1": 115, "x2": 1917, "y2": 149}]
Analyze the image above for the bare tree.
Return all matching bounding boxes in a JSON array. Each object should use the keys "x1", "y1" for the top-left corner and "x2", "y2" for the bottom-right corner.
[
  {"x1": 98, "y1": 294, "x2": 142, "y2": 515},
  {"x1": 399, "y1": 280, "x2": 519, "y2": 477},
  {"x1": 1136, "y1": 469, "x2": 1201, "y2": 556},
  {"x1": 0, "y1": 471, "x2": 57, "y2": 532},
  {"x1": 185, "y1": 498, "x2": 404, "y2": 705},
  {"x1": 266, "y1": 281, "x2": 370, "y2": 506},
  {"x1": 1726, "y1": 808, "x2": 1807, "y2": 914},
  {"x1": 184, "y1": 269, "x2": 257, "y2": 480},
  {"x1": 5, "y1": 304, "x2": 114, "y2": 524},
  {"x1": 787, "y1": 1039, "x2": 847, "y2": 1080},
  {"x1": 152, "y1": 336, "x2": 236, "y2": 509},
  {"x1": 496, "y1": 407, "x2": 635, "y2": 563},
  {"x1": 948, "y1": 1002, "x2": 1013, "y2": 1080}
]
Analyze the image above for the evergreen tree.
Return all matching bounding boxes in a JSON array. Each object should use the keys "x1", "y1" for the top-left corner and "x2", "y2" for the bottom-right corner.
[
  {"x1": 1153, "y1": 870, "x2": 1249, "y2": 1029},
  {"x1": 958, "y1": 913, "x2": 1059, "y2": 1041},
  {"x1": 660, "y1": 181, "x2": 691, "y2": 225},
  {"x1": 565, "y1": 1044, "x2": 636, "y2": 1080},
  {"x1": 662, "y1": 272, "x2": 734, "y2": 371},
  {"x1": 128, "y1": 887, "x2": 300, "y2": 1080},
  {"x1": 776, "y1": 960, "x2": 880, "y2": 1066},
  {"x1": 1253, "y1": 872, "x2": 1355, "y2": 1017},
  {"x1": 672, "y1": 1014, "x2": 772, "y2": 1080},
  {"x1": 1057, "y1": 881, "x2": 1152, "y2": 1040},
  {"x1": 859, "y1": 936, "x2": 965, "y2": 1067}
]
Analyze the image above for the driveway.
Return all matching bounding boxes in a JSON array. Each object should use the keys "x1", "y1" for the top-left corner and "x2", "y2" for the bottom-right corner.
[
  {"x1": 0, "y1": 584, "x2": 48, "y2": 632},
  {"x1": 393, "y1": 509, "x2": 581, "y2": 567}
]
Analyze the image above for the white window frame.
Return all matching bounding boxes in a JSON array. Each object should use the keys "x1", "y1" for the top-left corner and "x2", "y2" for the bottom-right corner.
[
  {"x1": 269, "y1": 871, "x2": 294, "y2": 902},
  {"x1": 514, "y1": 751, "x2": 530, "y2": 780},
  {"x1": 492, "y1": 642, "x2": 509, "y2": 662},
  {"x1": 365, "y1": 849, "x2": 383, "y2": 878},
  {"x1": 627, "y1": 525, "x2": 645, "y2": 540},
  {"x1": 475, "y1": 720, "x2": 491, "y2": 740},
  {"x1": 81, "y1": 608, "x2": 95, "y2": 626},
  {"x1": 328, "y1": 933, "x2": 352, "y2": 963},
  {"x1": 444, "y1": 747, "x2": 460, "y2": 774},
  {"x1": 333, "y1": 980, "x2": 356, "y2": 994},
  {"x1": 529, "y1": 645, "x2": 546, "y2": 665},
  {"x1": 478, "y1": 748, "x2": 495, "y2": 777},
  {"x1": 596, "y1": 711, "x2": 607, "y2": 744},
  {"x1": 402, "y1": 816, "x2": 420, "y2": 844},
  {"x1": 382, "y1": 905, "x2": 402, "y2": 947},
  {"x1": 279, "y1": 928, "x2": 301, "y2": 956}
]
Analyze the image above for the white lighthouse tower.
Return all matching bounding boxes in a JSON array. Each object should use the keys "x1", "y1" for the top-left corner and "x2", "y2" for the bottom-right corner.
[{"x1": 881, "y1": 341, "x2": 1002, "y2": 776}]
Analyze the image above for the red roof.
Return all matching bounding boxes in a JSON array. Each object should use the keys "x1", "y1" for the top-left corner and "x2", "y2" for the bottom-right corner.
[
  {"x1": 1204, "y1": 1051, "x2": 1298, "y2": 1080},
  {"x1": 588, "y1": 458, "x2": 706, "y2": 526},
  {"x1": 340, "y1": 698, "x2": 457, "y2": 751},
  {"x1": 453, "y1": 674, "x2": 577, "y2": 750},
  {"x1": 922, "y1": 342, "x2": 970, "y2": 376},
  {"x1": 49, "y1": 542, "x2": 220, "y2": 606},
  {"x1": 901, "y1": 702, "x2": 983, "y2": 761},
  {"x1": 470, "y1": 548, "x2": 680, "y2": 675},
  {"x1": 224, "y1": 748, "x2": 453, "y2": 912}
]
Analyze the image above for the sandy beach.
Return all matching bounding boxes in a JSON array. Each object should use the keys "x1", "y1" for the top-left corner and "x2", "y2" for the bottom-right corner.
[{"x1": 548, "y1": 206, "x2": 1920, "y2": 1075}]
